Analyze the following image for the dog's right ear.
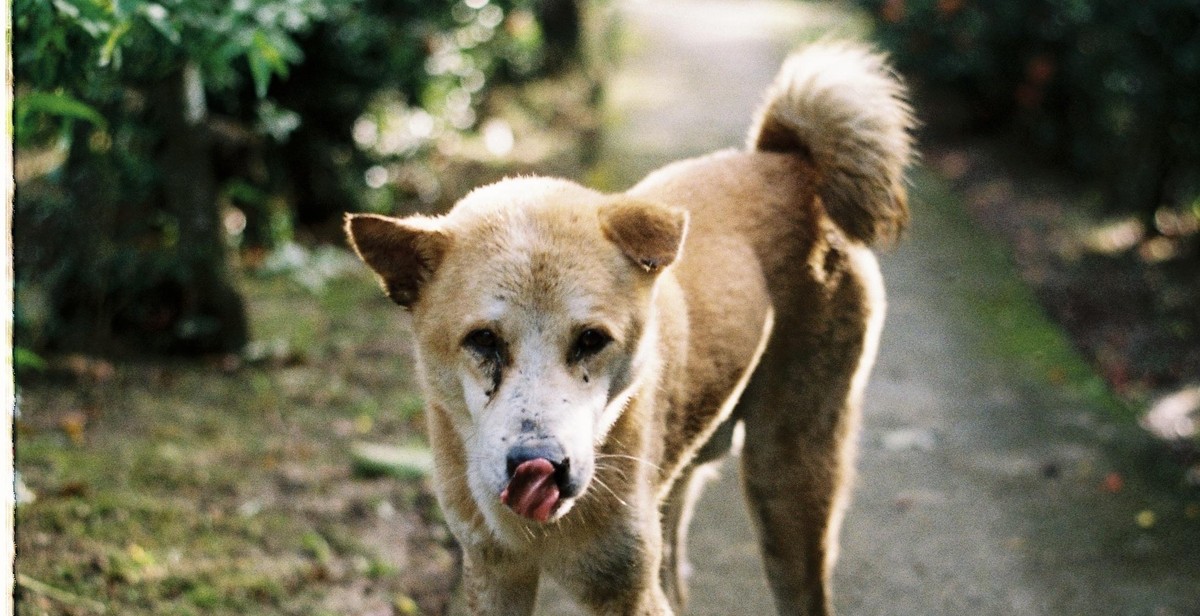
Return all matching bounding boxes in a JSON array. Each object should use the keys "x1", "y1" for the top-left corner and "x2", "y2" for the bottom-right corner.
[{"x1": 344, "y1": 213, "x2": 450, "y2": 308}]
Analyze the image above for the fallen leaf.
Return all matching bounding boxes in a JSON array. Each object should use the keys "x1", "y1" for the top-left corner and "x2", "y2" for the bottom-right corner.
[
  {"x1": 58, "y1": 481, "x2": 89, "y2": 498},
  {"x1": 351, "y1": 442, "x2": 434, "y2": 480},
  {"x1": 15, "y1": 473, "x2": 36, "y2": 506},
  {"x1": 90, "y1": 359, "x2": 115, "y2": 382},
  {"x1": 58, "y1": 411, "x2": 88, "y2": 445},
  {"x1": 354, "y1": 413, "x2": 374, "y2": 434},
  {"x1": 63, "y1": 354, "x2": 116, "y2": 382},
  {"x1": 219, "y1": 353, "x2": 242, "y2": 373},
  {"x1": 1102, "y1": 472, "x2": 1124, "y2": 493},
  {"x1": 127, "y1": 544, "x2": 155, "y2": 567},
  {"x1": 880, "y1": 428, "x2": 936, "y2": 452},
  {"x1": 394, "y1": 594, "x2": 420, "y2": 616}
]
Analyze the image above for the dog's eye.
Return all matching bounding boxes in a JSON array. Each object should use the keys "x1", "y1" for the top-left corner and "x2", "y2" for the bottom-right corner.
[
  {"x1": 572, "y1": 328, "x2": 611, "y2": 360},
  {"x1": 464, "y1": 328, "x2": 500, "y2": 354}
]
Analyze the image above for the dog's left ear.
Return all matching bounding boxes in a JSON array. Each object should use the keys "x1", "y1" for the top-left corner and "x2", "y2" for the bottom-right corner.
[
  {"x1": 598, "y1": 199, "x2": 688, "y2": 273},
  {"x1": 344, "y1": 213, "x2": 450, "y2": 308}
]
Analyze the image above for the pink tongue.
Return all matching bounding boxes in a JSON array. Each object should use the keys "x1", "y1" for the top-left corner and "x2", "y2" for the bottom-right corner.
[{"x1": 500, "y1": 458, "x2": 561, "y2": 522}]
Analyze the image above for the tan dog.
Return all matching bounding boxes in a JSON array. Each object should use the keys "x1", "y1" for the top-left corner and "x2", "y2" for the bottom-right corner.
[{"x1": 346, "y1": 43, "x2": 914, "y2": 616}]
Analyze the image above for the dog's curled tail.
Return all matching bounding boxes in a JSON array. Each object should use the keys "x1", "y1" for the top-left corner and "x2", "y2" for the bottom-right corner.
[{"x1": 748, "y1": 42, "x2": 915, "y2": 244}]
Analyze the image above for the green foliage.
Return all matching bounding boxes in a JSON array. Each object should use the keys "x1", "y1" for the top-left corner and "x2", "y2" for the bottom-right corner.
[
  {"x1": 15, "y1": 0, "x2": 560, "y2": 181},
  {"x1": 14, "y1": 0, "x2": 333, "y2": 353},
  {"x1": 254, "y1": 0, "x2": 562, "y2": 224},
  {"x1": 859, "y1": 0, "x2": 1200, "y2": 215},
  {"x1": 15, "y1": 0, "x2": 325, "y2": 147},
  {"x1": 14, "y1": 347, "x2": 49, "y2": 372},
  {"x1": 14, "y1": 0, "x2": 578, "y2": 355},
  {"x1": 15, "y1": 91, "x2": 107, "y2": 136}
]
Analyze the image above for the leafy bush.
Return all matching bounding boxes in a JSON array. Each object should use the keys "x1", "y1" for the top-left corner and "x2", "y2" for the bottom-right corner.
[
  {"x1": 15, "y1": 0, "x2": 579, "y2": 355},
  {"x1": 859, "y1": 0, "x2": 1200, "y2": 217},
  {"x1": 16, "y1": 0, "x2": 331, "y2": 354}
]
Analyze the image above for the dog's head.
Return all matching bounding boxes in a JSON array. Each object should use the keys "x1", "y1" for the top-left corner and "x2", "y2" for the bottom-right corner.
[{"x1": 346, "y1": 178, "x2": 686, "y2": 529}]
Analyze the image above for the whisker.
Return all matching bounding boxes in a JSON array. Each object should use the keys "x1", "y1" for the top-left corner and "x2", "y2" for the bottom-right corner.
[
  {"x1": 597, "y1": 467, "x2": 628, "y2": 482},
  {"x1": 592, "y1": 476, "x2": 631, "y2": 509},
  {"x1": 597, "y1": 453, "x2": 663, "y2": 472}
]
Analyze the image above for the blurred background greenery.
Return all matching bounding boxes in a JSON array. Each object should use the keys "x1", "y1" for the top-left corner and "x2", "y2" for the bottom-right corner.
[
  {"x1": 858, "y1": 0, "x2": 1200, "y2": 221},
  {"x1": 858, "y1": 0, "x2": 1200, "y2": 401},
  {"x1": 15, "y1": 0, "x2": 599, "y2": 356}
]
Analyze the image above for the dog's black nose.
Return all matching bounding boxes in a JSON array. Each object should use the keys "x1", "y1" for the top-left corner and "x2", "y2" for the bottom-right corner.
[
  {"x1": 505, "y1": 442, "x2": 565, "y2": 477},
  {"x1": 506, "y1": 443, "x2": 574, "y2": 496}
]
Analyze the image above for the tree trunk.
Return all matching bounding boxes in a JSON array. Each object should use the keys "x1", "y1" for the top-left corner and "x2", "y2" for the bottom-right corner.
[
  {"x1": 43, "y1": 71, "x2": 248, "y2": 355},
  {"x1": 150, "y1": 70, "x2": 248, "y2": 354}
]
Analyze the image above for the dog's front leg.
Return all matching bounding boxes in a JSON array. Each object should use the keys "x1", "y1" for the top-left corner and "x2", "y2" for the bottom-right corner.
[
  {"x1": 552, "y1": 519, "x2": 675, "y2": 616},
  {"x1": 462, "y1": 547, "x2": 540, "y2": 616}
]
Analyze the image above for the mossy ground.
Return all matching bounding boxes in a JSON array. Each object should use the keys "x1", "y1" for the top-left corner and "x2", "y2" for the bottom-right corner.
[{"x1": 16, "y1": 262, "x2": 454, "y2": 616}]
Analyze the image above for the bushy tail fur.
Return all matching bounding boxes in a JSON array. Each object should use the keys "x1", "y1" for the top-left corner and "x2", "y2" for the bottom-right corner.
[{"x1": 748, "y1": 42, "x2": 915, "y2": 244}]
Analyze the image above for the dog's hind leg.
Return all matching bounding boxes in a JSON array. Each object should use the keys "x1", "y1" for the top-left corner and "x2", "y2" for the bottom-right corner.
[
  {"x1": 659, "y1": 466, "x2": 695, "y2": 613},
  {"x1": 738, "y1": 259, "x2": 884, "y2": 616},
  {"x1": 660, "y1": 413, "x2": 742, "y2": 611},
  {"x1": 739, "y1": 388, "x2": 854, "y2": 615},
  {"x1": 738, "y1": 353, "x2": 866, "y2": 615},
  {"x1": 659, "y1": 455, "x2": 723, "y2": 612}
]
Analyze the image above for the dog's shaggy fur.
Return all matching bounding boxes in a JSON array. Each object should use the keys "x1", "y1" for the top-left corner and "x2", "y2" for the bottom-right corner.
[{"x1": 346, "y1": 43, "x2": 914, "y2": 615}]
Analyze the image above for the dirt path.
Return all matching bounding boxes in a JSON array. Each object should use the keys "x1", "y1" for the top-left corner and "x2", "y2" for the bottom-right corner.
[{"x1": 534, "y1": 0, "x2": 1200, "y2": 614}]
